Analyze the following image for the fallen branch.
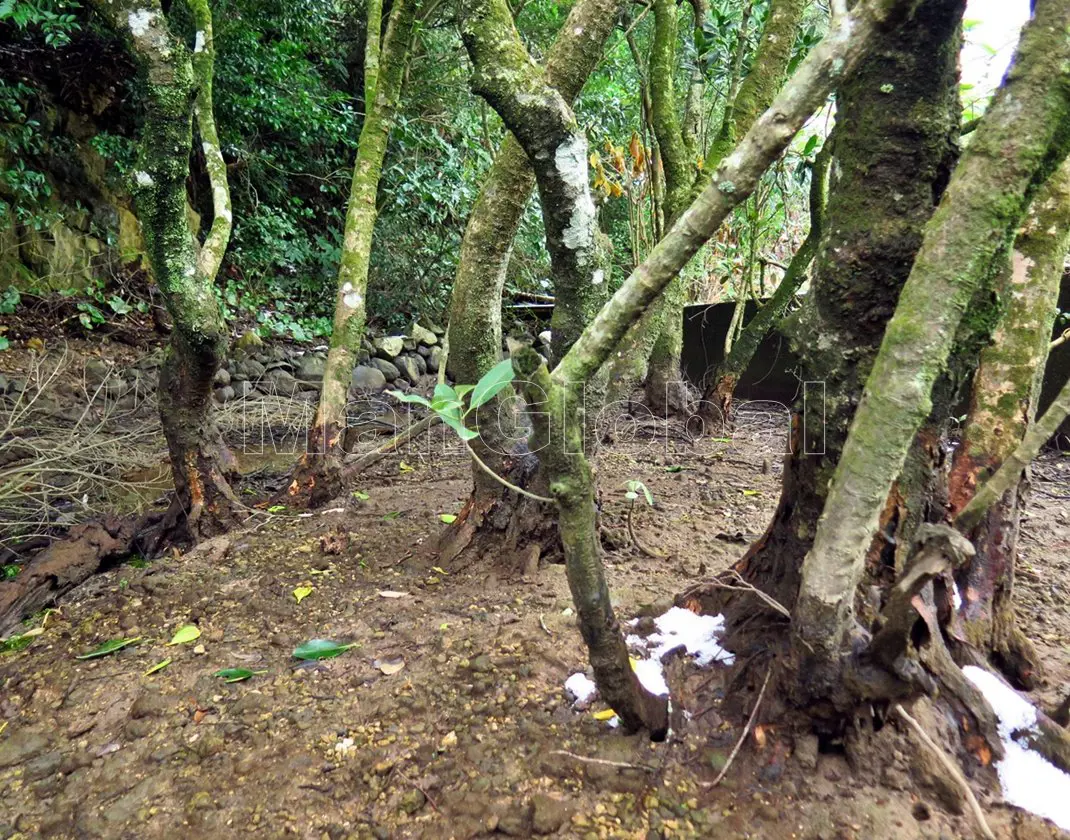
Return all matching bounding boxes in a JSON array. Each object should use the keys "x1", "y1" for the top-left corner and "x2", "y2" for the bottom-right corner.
[
  {"x1": 705, "y1": 667, "x2": 772, "y2": 787},
  {"x1": 341, "y1": 414, "x2": 440, "y2": 479},
  {"x1": 893, "y1": 703, "x2": 996, "y2": 840},
  {"x1": 0, "y1": 515, "x2": 140, "y2": 635},
  {"x1": 549, "y1": 750, "x2": 658, "y2": 773}
]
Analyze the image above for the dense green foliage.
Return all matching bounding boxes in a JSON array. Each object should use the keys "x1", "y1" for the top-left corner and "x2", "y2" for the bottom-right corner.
[{"x1": 1, "y1": 0, "x2": 839, "y2": 340}]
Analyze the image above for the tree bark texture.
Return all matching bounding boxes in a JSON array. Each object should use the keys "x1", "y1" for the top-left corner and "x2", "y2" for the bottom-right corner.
[
  {"x1": 794, "y1": 0, "x2": 1070, "y2": 684},
  {"x1": 289, "y1": 0, "x2": 415, "y2": 507},
  {"x1": 92, "y1": 0, "x2": 240, "y2": 547},
  {"x1": 949, "y1": 158, "x2": 1070, "y2": 687}
]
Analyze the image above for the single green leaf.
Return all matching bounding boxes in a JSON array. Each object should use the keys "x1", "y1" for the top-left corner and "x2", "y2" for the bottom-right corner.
[
  {"x1": 399, "y1": 461, "x2": 414, "y2": 473},
  {"x1": 294, "y1": 585, "x2": 313, "y2": 604},
  {"x1": 742, "y1": 489, "x2": 760, "y2": 497},
  {"x1": 168, "y1": 624, "x2": 201, "y2": 645},
  {"x1": 625, "y1": 491, "x2": 638, "y2": 501},
  {"x1": 438, "y1": 514, "x2": 457, "y2": 524},
  {"x1": 144, "y1": 657, "x2": 172, "y2": 676},
  {"x1": 431, "y1": 383, "x2": 462, "y2": 413},
  {"x1": 268, "y1": 504, "x2": 287, "y2": 514},
  {"x1": 438, "y1": 407, "x2": 479, "y2": 441},
  {"x1": 665, "y1": 465, "x2": 686, "y2": 473},
  {"x1": 388, "y1": 390, "x2": 432, "y2": 409},
  {"x1": 383, "y1": 510, "x2": 402, "y2": 521},
  {"x1": 76, "y1": 636, "x2": 141, "y2": 660},
  {"x1": 454, "y1": 384, "x2": 475, "y2": 399},
  {"x1": 351, "y1": 490, "x2": 370, "y2": 501},
  {"x1": 214, "y1": 667, "x2": 268, "y2": 683},
  {"x1": 292, "y1": 639, "x2": 358, "y2": 661},
  {"x1": 468, "y1": 358, "x2": 515, "y2": 411}
]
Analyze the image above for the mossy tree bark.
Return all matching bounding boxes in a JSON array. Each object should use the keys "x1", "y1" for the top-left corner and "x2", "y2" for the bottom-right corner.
[
  {"x1": 947, "y1": 158, "x2": 1070, "y2": 688},
  {"x1": 501, "y1": 0, "x2": 911, "y2": 730},
  {"x1": 286, "y1": 0, "x2": 415, "y2": 507},
  {"x1": 702, "y1": 130, "x2": 832, "y2": 420},
  {"x1": 706, "y1": 0, "x2": 962, "y2": 622},
  {"x1": 439, "y1": 0, "x2": 626, "y2": 567},
  {"x1": 793, "y1": 0, "x2": 1070, "y2": 696},
  {"x1": 91, "y1": 0, "x2": 240, "y2": 548}
]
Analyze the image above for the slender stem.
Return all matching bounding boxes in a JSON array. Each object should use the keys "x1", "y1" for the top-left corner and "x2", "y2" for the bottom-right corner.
[
  {"x1": 706, "y1": 668, "x2": 772, "y2": 787},
  {"x1": 465, "y1": 443, "x2": 554, "y2": 503}
]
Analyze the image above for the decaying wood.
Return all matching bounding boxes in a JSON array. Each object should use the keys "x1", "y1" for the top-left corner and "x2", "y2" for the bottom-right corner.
[{"x1": 0, "y1": 516, "x2": 139, "y2": 635}]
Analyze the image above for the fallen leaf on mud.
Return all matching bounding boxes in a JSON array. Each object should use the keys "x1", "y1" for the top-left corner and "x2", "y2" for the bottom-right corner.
[
  {"x1": 383, "y1": 511, "x2": 402, "y2": 521},
  {"x1": 144, "y1": 658, "x2": 172, "y2": 676},
  {"x1": 168, "y1": 625, "x2": 201, "y2": 646},
  {"x1": 21, "y1": 627, "x2": 45, "y2": 638},
  {"x1": 292, "y1": 639, "x2": 359, "y2": 660},
  {"x1": 378, "y1": 590, "x2": 408, "y2": 599},
  {"x1": 375, "y1": 657, "x2": 405, "y2": 675},
  {"x1": 438, "y1": 514, "x2": 457, "y2": 524},
  {"x1": 592, "y1": 708, "x2": 617, "y2": 721},
  {"x1": 214, "y1": 668, "x2": 267, "y2": 683},
  {"x1": 351, "y1": 490, "x2": 370, "y2": 501},
  {"x1": 741, "y1": 489, "x2": 760, "y2": 497},
  {"x1": 399, "y1": 461, "x2": 414, "y2": 473},
  {"x1": 294, "y1": 585, "x2": 313, "y2": 604},
  {"x1": 432, "y1": 566, "x2": 448, "y2": 576},
  {"x1": 439, "y1": 731, "x2": 458, "y2": 751},
  {"x1": 75, "y1": 637, "x2": 141, "y2": 660}
]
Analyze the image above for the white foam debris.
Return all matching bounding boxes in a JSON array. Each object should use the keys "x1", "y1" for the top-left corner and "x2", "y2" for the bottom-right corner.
[
  {"x1": 963, "y1": 665, "x2": 1070, "y2": 831},
  {"x1": 564, "y1": 672, "x2": 597, "y2": 705},
  {"x1": 632, "y1": 657, "x2": 669, "y2": 697},
  {"x1": 334, "y1": 737, "x2": 356, "y2": 757},
  {"x1": 630, "y1": 607, "x2": 735, "y2": 667},
  {"x1": 951, "y1": 581, "x2": 963, "y2": 611}
]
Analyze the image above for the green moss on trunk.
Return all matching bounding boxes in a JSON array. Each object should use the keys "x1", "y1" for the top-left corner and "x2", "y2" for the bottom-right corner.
[{"x1": 794, "y1": 0, "x2": 1070, "y2": 683}]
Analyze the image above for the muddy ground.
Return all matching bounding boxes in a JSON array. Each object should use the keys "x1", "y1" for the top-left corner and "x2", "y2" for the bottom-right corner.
[{"x1": 1, "y1": 343, "x2": 1069, "y2": 839}]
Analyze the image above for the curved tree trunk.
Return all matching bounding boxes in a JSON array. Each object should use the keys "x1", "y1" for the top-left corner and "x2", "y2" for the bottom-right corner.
[
  {"x1": 701, "y1": 131, "x2": 832, "y2": 421},
  {"x1": 439, "y1": 0, "x2": 627, "y2": 568},
  {"x1": 792, "y1": 0, "x2": 1070, "y2": 695},
  {"x1": 643, "y1": 0, "x2": 808, "y2": 415},
  {"x1": 947, "y1": 158, "x2": 1070, "y2": 688},
  {"x1": 723, "y1": 0, "x2": 962, "y2": 618},
  {"x1": 286, "y1": 0, "x2": 415, "y2": 507},
  {"x1": 92, "y1": 0, "x2": 240, "y2": 549}
]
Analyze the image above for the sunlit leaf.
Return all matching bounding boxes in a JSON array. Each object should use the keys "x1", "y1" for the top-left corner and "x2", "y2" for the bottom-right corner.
[
  {"x1": 294, "y1": 585, "x2": 313, "y2": 604},
  {"x1": 399, "y1": 461, "x2": 414, "y2": 473},
  {"x1": 388, "y1": 390, "x2": 432, "y2": 409},
  {"x1": 468, "y1": 358, "x2": 515, "y2": 411},
  {"x1": 168, "y1": 625, "x2": 201, "y2": 646},
  {"x1": 144, "y1": 657, "x2": 172, "y2": 676},
  {"x1": 351, "y1": 490, "x2": 370, "y2": 501},
  {"x1": 592, "y1": 708, "x2": 617, "y2": 721},
  {"x1": 438, "y1": 514, "x2": 457, "y2": 524}
]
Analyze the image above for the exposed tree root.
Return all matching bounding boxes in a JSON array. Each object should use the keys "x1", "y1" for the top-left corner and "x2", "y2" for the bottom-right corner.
[{"x1": 0, "y1": 514, "x2": 143, "y2": 635}]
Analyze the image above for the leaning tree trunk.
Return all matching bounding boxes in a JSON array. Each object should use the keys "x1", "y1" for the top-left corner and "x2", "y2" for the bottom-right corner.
[
  {"x1": 438, "y1": 0, "x2": 626, "y2": 568},
  {"x1": 946, "y1": 157, "x2": 1070, "y2": 688},
  {"x1": 286, "y1": 0, "x2": 414, "y2": 508},
  {"x1": 710, "y1": 0, "x2": 963, "y2": 618},
  {"x1": 642, "y1": 0, "x2": 808, "y2": 415},
  {"x1": 792, "y1": 0, "x2": 1070, "y2": 696},
  {"x1": 702, "y1": 131, "x2": 832, "y2": 421},
  {"x1": 92, "y1": 0, "x2": 240, "y2": 548}
]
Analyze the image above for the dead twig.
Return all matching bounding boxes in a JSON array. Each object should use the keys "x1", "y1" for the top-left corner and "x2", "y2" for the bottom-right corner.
[
  {"x1": 893, "y1": 703, "x2": 996, "y2": 840},
  {"x1": 549, "y1": 750, "x2": 658, "y2": 773},
  {"x1": 705, "y1": 668, "x2": 772, "y2": 788},
  {"x1": 539, "y1": 613, "x2": 553, "y2": 636},
  {"x1": 394, "y1": 766, "x2": 440, "y2": 813},
  {"x1": 705, "y1": 570, "x2": 791, "y2": 618}
]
